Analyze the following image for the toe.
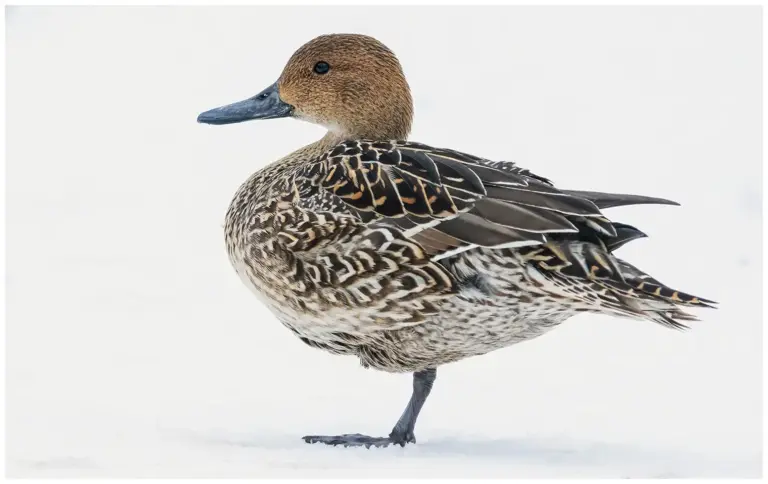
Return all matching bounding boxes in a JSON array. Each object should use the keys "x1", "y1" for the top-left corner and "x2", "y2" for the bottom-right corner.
[{"x1": 302, "y1": 434, "x2": 397, "y2": 448}]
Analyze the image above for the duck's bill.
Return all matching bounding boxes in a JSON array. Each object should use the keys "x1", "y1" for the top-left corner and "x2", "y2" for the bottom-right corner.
[{"x1": 197, "y1": 82, "x2": 293, "y2": 125}]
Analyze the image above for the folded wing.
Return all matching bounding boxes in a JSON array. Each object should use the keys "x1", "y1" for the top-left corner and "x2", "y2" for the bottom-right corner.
[{"x1": 300, "y1": 140, "x2": 677, "y2": 260}]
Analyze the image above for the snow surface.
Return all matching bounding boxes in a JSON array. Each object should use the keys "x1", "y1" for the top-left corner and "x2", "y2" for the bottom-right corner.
[{"x1": 6, "y1": 6, "x2": 762, "y2": 478}]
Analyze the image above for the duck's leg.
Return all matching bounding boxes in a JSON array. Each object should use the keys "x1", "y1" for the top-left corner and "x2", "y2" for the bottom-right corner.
[{"x1": 303, "y1": 367, "x2": 437, "y2": 448}]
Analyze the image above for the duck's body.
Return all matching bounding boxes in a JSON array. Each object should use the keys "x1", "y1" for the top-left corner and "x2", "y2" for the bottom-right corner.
[
  {"x1": 201, "y1": 33, "x2": 714, "y2": 447},
  {"x1": 225, "y1": 140, "x2": 564, "y2": 373},
  {"x1": 224, "y1": 136, "x2": 709, "y2": 373}
]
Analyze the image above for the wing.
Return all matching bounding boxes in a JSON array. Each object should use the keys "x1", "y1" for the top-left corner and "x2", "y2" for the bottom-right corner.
[{"x1": 300, "y1": 139, "x2": 671, "y2": 260}]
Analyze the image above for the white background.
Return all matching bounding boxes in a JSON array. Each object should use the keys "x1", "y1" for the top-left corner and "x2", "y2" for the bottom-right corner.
[{"x1": 6, "y1": 6, "x2": 762, "y2": 478}]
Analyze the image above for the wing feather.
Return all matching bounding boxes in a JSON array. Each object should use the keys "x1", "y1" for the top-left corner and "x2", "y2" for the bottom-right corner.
[{"x1": 300, "y1": 140, "x2": 678, "y2": 261}]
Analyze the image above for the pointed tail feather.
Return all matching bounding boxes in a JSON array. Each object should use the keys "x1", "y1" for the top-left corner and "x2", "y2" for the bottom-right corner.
[
  {"x1": 614, "y1": 291, "x2": 709, "y2": 331},
  {"x1": 609, "y1": 259, "x2": 717, "y2": 330},
  {"x1": 648, "y1": 311, "x2": 694, "y2": 331}
]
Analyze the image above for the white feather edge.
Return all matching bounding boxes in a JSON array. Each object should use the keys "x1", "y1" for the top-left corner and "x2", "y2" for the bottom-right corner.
[{"x1": 432, "y1": 238, "x2": 544, "y2": 262}]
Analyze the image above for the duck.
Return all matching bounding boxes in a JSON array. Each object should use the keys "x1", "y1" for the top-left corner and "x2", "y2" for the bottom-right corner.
[{"x1": 197, "y1": 33, "x2": 715, "y2": 448}]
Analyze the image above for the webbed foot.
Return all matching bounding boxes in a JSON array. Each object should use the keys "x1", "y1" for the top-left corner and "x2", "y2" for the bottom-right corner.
[
  {"x1": 302, "y1": 368, "x2": 435, "y2": 449},
  {"x1": 302, "y1": 432, "x2": 415, "y2": 448}
]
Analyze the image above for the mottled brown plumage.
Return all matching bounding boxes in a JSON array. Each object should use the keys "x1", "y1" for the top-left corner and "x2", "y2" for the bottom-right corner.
[{"x1": 198, "y1": 33, "x2": 715, "y2": 448}]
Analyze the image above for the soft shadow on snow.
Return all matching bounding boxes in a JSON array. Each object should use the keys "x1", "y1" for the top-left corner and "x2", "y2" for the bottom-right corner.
[
  {"x1": 164, "y1": 427, "x2": 758, "y2": 478},
  {"x1": 14, "y1": 457, "x2": 98, "y2": 472}
]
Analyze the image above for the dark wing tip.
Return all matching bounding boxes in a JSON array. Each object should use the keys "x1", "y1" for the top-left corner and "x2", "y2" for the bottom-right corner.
[{"x1": 562, "y1": 190, "x2": 681, "y2": 209}]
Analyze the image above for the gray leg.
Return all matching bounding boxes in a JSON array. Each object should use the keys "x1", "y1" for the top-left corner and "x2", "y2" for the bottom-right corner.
[{"x1": 303, "y1": 368, "x2": 437, "y2": 448}]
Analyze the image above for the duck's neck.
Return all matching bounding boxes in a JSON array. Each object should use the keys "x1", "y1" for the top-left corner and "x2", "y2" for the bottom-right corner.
[
  {"x1": 320, "y1": 130, "x2": 348, "y2": 148},
  {"x1": 320, "y1": 121, "x2": 411, "y2": 145}
]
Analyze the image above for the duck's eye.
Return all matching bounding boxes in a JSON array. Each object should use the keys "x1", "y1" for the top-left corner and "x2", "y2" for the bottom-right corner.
[{"x1": 313, "y1": 61, "x2": 330, "y2": 75}]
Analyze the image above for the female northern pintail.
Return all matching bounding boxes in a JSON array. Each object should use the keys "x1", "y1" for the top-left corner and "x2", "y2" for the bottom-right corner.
[{"x1": 198, "y1": 34, "x2": 714, "y2": 448}]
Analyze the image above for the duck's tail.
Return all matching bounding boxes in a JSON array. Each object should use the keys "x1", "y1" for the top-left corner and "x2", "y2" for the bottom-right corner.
[
  {"x1": 603, "y1": 258, "x2": 717, "y2": 330},
  {"x1": 516, "y1": 188, "x2": 715, "y2": 329},
  {"x1": 524, "y1": 241, "x2": 717, "y2": 331},
  {"x1": 565, "y1": 189, "x2": 715, "y2": 329}
]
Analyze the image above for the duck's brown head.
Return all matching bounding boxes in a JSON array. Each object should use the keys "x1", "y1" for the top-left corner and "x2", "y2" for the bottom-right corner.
[{"x1": 198, "y1": 34, "x2": 413, "y2": 140}]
